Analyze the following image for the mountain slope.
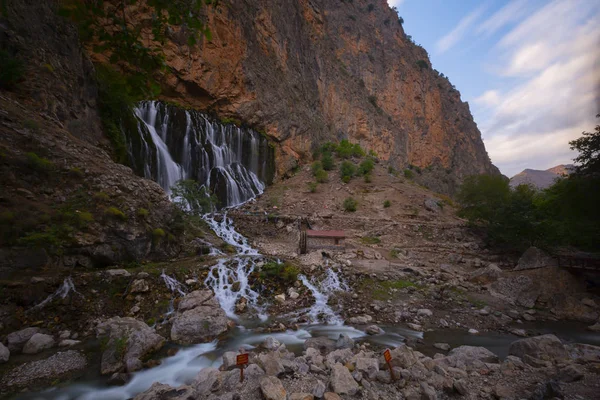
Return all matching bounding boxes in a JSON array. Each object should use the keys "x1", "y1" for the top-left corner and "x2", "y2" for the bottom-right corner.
[{"x1": 510, "y1": 164, "x2": 574, "y2": 189}]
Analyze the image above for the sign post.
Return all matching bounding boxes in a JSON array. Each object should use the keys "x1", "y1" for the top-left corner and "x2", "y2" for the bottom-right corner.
[
  {"x1": 236, "y1": 353, "x2": 249, "y2": 382},
  {"x1": 383, "y1": 349, "x2": 395, "y2": 381}
]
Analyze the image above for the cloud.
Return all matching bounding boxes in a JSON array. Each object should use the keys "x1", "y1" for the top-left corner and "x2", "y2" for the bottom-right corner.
[
  {"x1": 476, "y1": 0, "x2": 528, "y2": 36},
  {"x1": 387, "y1": 0, "x2": 405, "y2": 9},
  {"x1": 479, "y1": 0, "x2": 600, "y2": 176},
  {"x1": 475, "y1": 90, "x2": 501, "y2": 107},
  {"x1": 436, "y1": 5, "x2": 487, "y2": 54}
]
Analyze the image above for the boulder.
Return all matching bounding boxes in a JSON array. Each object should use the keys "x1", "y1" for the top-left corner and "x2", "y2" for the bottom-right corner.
[
  {"x1": 1, "y1": 350, "x2": 87, "y2": 390},
  {"x1": 130, "y1": 279, "x2": 149, "y2": 293},
  {"x1": 0, "y1": 342, "x2": 9, "y2": 363},
  {"x1": 7, "y1": 327, "x2": 41, "y2": 352},
  {"x1": 514, "y1": 247, "x2": 557, "y2": 271},
  {"x1": 356, "y1": 357, "x2": 379, "y2": 379},
  {"x1": 177, "y1": 290, "x2": 214, "y2": 312},
  {"x1": 259, "y1": 352, "x2": 285, "y2": 376},
  {"x1": 304, "y1": 337, "x2": 336, "y2": 355},
  {"x1": 193, "y1": 367, "x2": 221, "y2": 395},
  {"x1": 330, "y1": 363, "x2": 359, "y2": 395},
  {"x1": 424, "y1": 198, "x2": 441, "y2": 213},
  {"x1": 221, "y1": 351, "x2": 238, "y2": 371},
  {"x1": 508, "y1": 334, "x2": 569, "y2": 364},
  {"x1": 23, "y1": 333, "x2": 56, "y2": 354},
  {"x1": 335, "y1": 333, "x2": 354, "y2": 349},
  {"x1": 260, "y1": 376, "x2": 287, "y2": 400},
  {"x1": 96, "y1": 317, "x2": 165, "y2": 375},
  {"x1": 565, "y1": 343, "x2": 600, "y2": 363},
  {"x1": 468, "y1": 264, "x2": 502, "y2": 284},
  {"x1": 490, "y1": 275, "x2": 538, "y2": 308},
  {"x1": 556, "y1": 364, "x2": 584, "y2": 382},
  {"x1": 389, "y1": 345, "x2": 418, "y2": 369},
  {"x1": 347, "y1": 315, "x2": 373, "y2": 324},
  {"x1": 171, "y1": 292, "x2": 228, "y2": 344},
  {"x1": 263, "y1": 336, "x2": 282, "y2": 351},
  {"x1": 133, "y1": 382, "x2": 197, "y2": 400},
  {"x1": 433, "y1": 343, "x2": 450, "y2": 351}
]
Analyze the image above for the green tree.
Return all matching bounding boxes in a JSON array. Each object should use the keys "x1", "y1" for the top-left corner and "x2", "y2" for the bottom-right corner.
[
  {"x1": 339, "y1": 161, "x2": 356, "y2": 182},
  {"x1": 570, "y1": 115, "x2": 600, "y2": 176}
]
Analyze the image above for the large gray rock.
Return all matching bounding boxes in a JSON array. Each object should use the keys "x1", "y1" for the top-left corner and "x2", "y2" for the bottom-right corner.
[
  {"x1": 490, "y1": 275, "x2": 538, "y2": 308},
  {"x1": 424, "y1": 198, "x2": 441, "y2": 213},
  {"x1": 96, "y1": 317, "x2": 165, "y2": 375},
  {"x1": 335, "y1": 333, "x2": 354, "y2": 349},
  {"x1": 514, "y1": 247, "x2": 557, "y2": 271},
  {"x1": 133, "y1": 382, "x2": 197, "y2": 400},
  {"x1": 193, "y1": 367, "x2": 221, "y2": 395},
  {"x1": 468, "y1": 264, "x2": 502, "y2": 284},
  {"x1": 565, "y1": 343, "x2": 600, "y2": 363},
  {"x1": 304, "y1": 336, "x2": 336, "y2": 355},
  {"x1": 23, "y1": 333, "x2": 56, "y2": 354},
  {"x1": 259, "y1": 352, "x2": 285, "y2": 376},
  {"x1": 0, "y1": 342, "x2": 9, "y2": 363},
  {"x1": 1, "y1": 350, "x2": 87, "y2": 390},
  {"x1": 356, "y1": 357, "x2": 379, "y2": 380},
  {"x1": 388, "y1": 345, "x2": 418, "y2": 369},
  {"x1": 330, "y1": 363, "x2": 359, "y2": 395},
  {"x1": 508, "y1": 334, "x2": 569, "y2": 364},
  {"x1": 260, "y1": 376, "x2": 287, "y2": 400},
  {"x1": 447, "y1": 346, "x2": 499, "y2": 364},
  {"x1": 7, "y1": 327, "x2": 41, "y2": 352},
  {"x1": 171, "y1": 291, "x2": 228, "y2": 345}
]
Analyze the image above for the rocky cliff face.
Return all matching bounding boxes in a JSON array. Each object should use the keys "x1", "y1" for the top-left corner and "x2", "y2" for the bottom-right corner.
[{"x1": 133, "y1": 0, "x2": 498, "y2": 191}]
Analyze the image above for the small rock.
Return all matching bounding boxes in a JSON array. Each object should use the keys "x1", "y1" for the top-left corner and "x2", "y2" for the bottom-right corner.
[
  {"x1": 581, "y1": 298, "x2": 597, "y2": 308},
  {"x1": 130, "y1": 279, "x2": 149, "y2": 293},
  {"x1": 221, "y1": 351, "x2": 238, "y2": 371},
  {"x1": 365, "y1": 325, "x2": 383, "y2": 335},
  {"x1": 23, "y1": 333, "x2": 55, "y2": 354},
  {"x1": 420, "y1": 382, "x2": 437, "y2": 400},
  {"x1": 7, "y1": 327, "x2": 41, "y2": 352},
  {"x1": 130, "y1": 305, "x2": 141, "y2": 314},
  {"x1": 468, "y1": 329, "x2": 479, "y2": 335},
  {"x1": 587, "y1": 322, "x2": 600, "y2": 332},
  {"x1": 105, "y1": 269, "x2": 131, "y2": 277},
  {"x1": 274, "y1": 294, "x2": 286, "y2": 303},
  {"x1": 58, "y1": 339, "x2": 81, "y2": 347},
  {"x1": 453, "y1": 379, "x2": 468, "y2": 395},
  {"x1": 433, "y1": 343, "x2": 450, "y2": 351},
  {"x1": 263, "y1": 336, "x2": 282, "y2": 351},
  {"x1": 323, "y1": 393, "x2": 342, "y2": 400},
  {"x1": 289, "y1": 394, "x2": 314, "y2": 400},
  {"x1": 510, "y1": 328, "x2": 528, "y2": 337},
  {"x1": 260, "y1": 376, "x2": 286, "y2": 400},
  {"x1": 58, "y1": 330, "x2": 71, "y2": 340},
  {"x1": 417, "y1": 309, "x2": 433, "y2": 317},
  {"x1": 407, "y1": 323, "x2": 423, "y2": 331},
  {"x1": 313, "y1": 380, "x2": 326, "y2": 398}
]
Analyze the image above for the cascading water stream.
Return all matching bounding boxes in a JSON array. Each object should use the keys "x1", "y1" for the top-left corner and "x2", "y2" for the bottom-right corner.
[
  {"x1": 160, "y1": 270, "x2": 187, "y2": 316},
  {"x1": 299, "y1": 268, "x2": 349, "y2": 325},
  {"x1": 28, "y1": 277, "x2": 81, "y2": 312}
]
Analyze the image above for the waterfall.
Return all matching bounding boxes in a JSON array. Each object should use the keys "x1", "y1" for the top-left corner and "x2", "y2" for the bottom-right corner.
[
  {"x1": 299, "y1": 269, "x2": 348, "y2": 325},
  {"x1": 28, "y1": 277, "x2": 80, "y2": 312},
  {"x1": 203, "y1": 213, "x2": 266, "y2": 320},
  {"x1": 127, "y1": 101, "x2": 274, "y2": 207}
]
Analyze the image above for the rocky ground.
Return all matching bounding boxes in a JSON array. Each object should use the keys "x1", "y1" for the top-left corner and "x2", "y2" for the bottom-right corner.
[{"x1": 1, "y1": 161, "x2": 599, "y2": 398}]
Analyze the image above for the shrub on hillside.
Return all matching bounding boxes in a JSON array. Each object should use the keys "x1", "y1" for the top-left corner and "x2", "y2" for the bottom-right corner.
[
  {"x1": 343, "y1": 197, "x2": 357, "y2": 212},
  {"x1": 340, "y1": 161, "x2": 357, "y2": 182}
]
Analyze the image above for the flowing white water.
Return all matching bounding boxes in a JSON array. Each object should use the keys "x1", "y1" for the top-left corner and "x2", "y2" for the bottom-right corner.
[
  {"x1": 299, "y1": 268, "x2": 349, "y2": 325},
  {"x1": 28, "y1": 277, "x2": 80, "y2": 312},
  {"x1": 130, "y1": 101, "x2": 271, "y2": 206},
  {"x1": 203, "y1": 212, "x2": 266, "y2": 320},
  {"x1": 160, "y1": 270, "x2": 187, "y2": 297}
]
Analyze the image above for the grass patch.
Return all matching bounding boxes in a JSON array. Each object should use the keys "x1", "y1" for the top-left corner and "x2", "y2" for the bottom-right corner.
[
  {"x1": 26, "y1": 152, "x2": 54, "y2": 171},
  {"x1": 383, "y1": 200, "x2": 391, "y2": 208},
  {"x1": 308, "y1": 182, "x2": 318, "y2": 193},
  {"x1": 259, "y1": 261, "x2": 299, "y2": 284},
  {"x1": 106, "y1": 207, "x2": 127, "y2": 221},
  {"x1": 358, "y1": 277, "x2": 421, "y2": 300},
  {"x1": 361, "y1": 236, "x2": 381, "y2": 244},
  {"x1": 137, "y1": 208, "x2": 149, "y2": 218},
  {"x1": 403, "y1": 169, "x2": 414, "y2": 179}
]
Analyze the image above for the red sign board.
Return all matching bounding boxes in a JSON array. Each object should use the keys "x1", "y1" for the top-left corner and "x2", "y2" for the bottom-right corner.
[
  {"x1": 383, "y1": 349, "x2": 392, "y2": 362},
  {"x1": 236, "y1": 353, "x2": 249, "y2": 365}
]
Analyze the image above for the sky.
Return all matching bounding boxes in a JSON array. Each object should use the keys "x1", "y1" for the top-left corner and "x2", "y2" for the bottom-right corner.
[{"x1": 387, "y1": 0, "x2": 600, "y2": 177}]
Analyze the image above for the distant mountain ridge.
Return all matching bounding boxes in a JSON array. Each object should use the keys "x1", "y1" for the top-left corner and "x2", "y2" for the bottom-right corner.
[{"x1": 510, "y1": 164, "x2": 574, "y2": 189}]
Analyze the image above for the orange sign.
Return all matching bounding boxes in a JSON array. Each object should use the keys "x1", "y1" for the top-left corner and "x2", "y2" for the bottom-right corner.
[
  {"x1": 384, "y1": 349, "x2": 392, "y2": 362},
  {"x1": 236, "y1": 353, "x2": 249, "y2": 365}
]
